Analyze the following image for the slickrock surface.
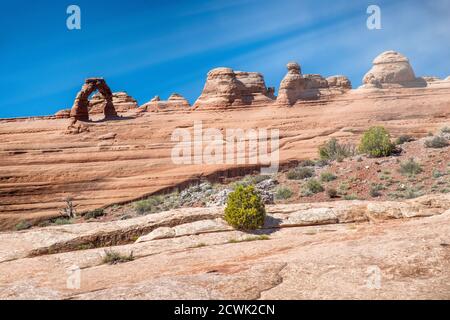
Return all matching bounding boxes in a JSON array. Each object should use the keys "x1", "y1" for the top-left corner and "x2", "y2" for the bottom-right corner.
[
  {"x1": 0, "y1": 81, "x2": 450, "y2": 229},
  {"x1": 193, "y1": 67, "x2": 274, "y2": 109},
  {"x1": 0, "y1": 195, "x2": 448, "y2": 300},
  {"x1": 90, "y1": 92, "x2": 138, "y2": 113}
]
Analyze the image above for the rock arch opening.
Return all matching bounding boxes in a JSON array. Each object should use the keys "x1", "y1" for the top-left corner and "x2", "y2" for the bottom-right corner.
[{"x1": 70, "y1": 78, "x2": 118, "y2": 121}]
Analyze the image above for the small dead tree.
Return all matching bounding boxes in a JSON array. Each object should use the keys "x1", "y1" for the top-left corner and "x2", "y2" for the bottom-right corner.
[{"x1": 60, "y1": 197, "x2": 76, "y2": 218}]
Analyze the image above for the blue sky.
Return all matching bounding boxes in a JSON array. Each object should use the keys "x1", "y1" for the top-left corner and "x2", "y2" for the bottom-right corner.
[{"x1": 1, "y1": 0, "x2": 449, "y2": 118}]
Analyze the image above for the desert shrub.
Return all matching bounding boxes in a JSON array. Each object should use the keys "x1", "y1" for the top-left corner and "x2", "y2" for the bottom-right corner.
[
  {"x1": 15, "y1": 221, "x2": 32, "y2": 231},
  {"x1": 432, "y1": 170, "x2": 445, "y2": 179},
  {"x1": 84, "y1": 208, "x2": 105, "y2": 220},
  {"x1": 275, "y1": 186, "x2": 293, "y2": 200},
  {"x1": 320, "y1": 172, "x2": 337, "y2": 182},
  {"x1": 305, "y1": 179, "x2": 324, "y2": 194},
  {"x1": 338, "y1": 182, "x2": 350, "y2": 193},
  {"x1": 343, "y1": 194, "x2": 358, "y2": 200},
  {"x1": 318, "y1": 138, "x2": 355, "y2": 161},
  {"x1": 224, "y1": 185, "x2": 266, "y2": 230},
  {"x1": 134, "y1": 196, "x2": 163, "y2": 214},
  {"x1": 404, "y1": 188, "x2": 423, "y2": 199},
  {"x1": 424, "y1": 136, "x2": 449, "y2": 148},
  {"x1": 326, "y1": 188, "x2": 338, "y2": 198},
  {"x1": 440, "y1": 126, "x2": 450, "y2": 134},
  {"x1": 249, "y1": 175, "x2": 271, "y2": 184},
  {"x1": 314, "y1": 159, "x2": 330, "y2": 167},
  {"x1": 399, "y1": 158, "x2": 423, "y2": 177},
  {"x1": 102, "y1": 249, "x2": 134, "y2": 265},
  {"x1": 52, "y1": 218, "x2": 73, "y2": 225},
  {"x1": 286, "y1": 167, "x2": 314, "y2": 180},
  {"x1": 358, "y1": 126, "x2": 395, "y2": 157},
  {"x1": 395, "y1": 135, "x2": 414, "y2": 145},
  {"x1": 369, "y1": 184, "x2": 384, "y2": 197},
  {"x1": 298, "y1": 159, "x2": 316, "y2": 167}
]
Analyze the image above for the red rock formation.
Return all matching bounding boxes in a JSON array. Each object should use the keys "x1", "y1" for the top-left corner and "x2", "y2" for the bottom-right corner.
[
  {"x1": 70, "y1": 78, "x2": 118, "y2": 121},
  {"x1": 54, "y1": 109, "x2": 71, "y2": 119},
  {"x1": 361, "y1": 51, "x2": 417, "y2": 88},
  {"x1": 89, "y1": 92, "x2": 138, "y2": 113},
  {"x1": 276, "y1": 62, "x2": 305, "y2": 106},
  {"x1": 277, "y1": 63, "x2": 352, "y2": 105},
  {"x1": 193, "y1": 67, "x2": 274, "y2": 109},
  {"x1": 326, "y1": 75, "x2": 352, "y2": 90},
  {"x1": 139, "y1": 93, "x2": 190, "y2": 112}
]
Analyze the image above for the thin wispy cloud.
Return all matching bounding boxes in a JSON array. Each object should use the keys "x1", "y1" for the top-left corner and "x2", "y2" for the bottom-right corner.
[{"x1": 0, "y1": 0, "x2": 448, "y2": 117}]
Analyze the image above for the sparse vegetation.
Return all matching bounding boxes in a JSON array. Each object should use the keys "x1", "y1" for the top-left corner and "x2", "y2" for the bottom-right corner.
[
  {"x1": 224, "y1": 185, "x2": 266, "y2": 230},
  {"x1": 192, "y1": 243, "x2": 207, "y2": 248},
  {"x1": 304, "y1": 179, "x2": 324, "y2": 194},
  {"x1": 84, "y1": 208, "x2": 105, "y2": 220},
  {"x1": 390, "y1": 186, "x2": 424, "y2": 200},
  {"x1": 102, "y1": 249, "x2": 134, "y2": 265},
  {"x1": 15, "y1": 221, "x2": 32, "y2": 231},
  {"x1": 424, "y1": 136, "x2": 449, "y2": 148},
  {"x1": 320, "y1": 172, "x2": 337, "y2": 182},
  {"x1": 228, "y1": 235, "x2": 270, "y2": 243},
  {"x1": 358, "y1": 126, "x2": 395, "y2": 157},
  {"x1": 318, "y1": 138, "x2": 355, "y2": 162},
  {"x1": 343, "y1": 194, "x2": 358, "y2": 200},
  {"x1": 52, "y1": 218, "x2": 73, "y2": 225},
  {"x1": 134, "y1": 195, "x2": 171, "y2": 214},
  {"x1": 440, "y1": 126, "x2": 450, "y2": 134},
  {"x1": 249, "y1": 175, "x2": 271, "y2": 184},
  {"x1": 338, "y1": 182, "x2": 350, "y2": 194},
  {"x1": 399, "y1": 158, "x2": 423, "y2": 177},
  {"x1": 326, "y1": 188, "x2": 338, "y2": 198},
  {"x1": 432, "y1": 170, "x2": 445, "y2": 179},
  {"x1": 369, "y1": 184, "x2": 384, "y2": 197},
  {"x1": 298, "y1": 159, "x2": 316, "y2": 167},
  {"x1": 286, "y1": 167, "x2": 314, "y2": 180},
  {"x1": 134, "y1": 197, "x2": 161, "y2": 214},
  {"x1": 275, "y1": 186, "x2": 293, "y2": 200},
  {"x1": 395, "y1": 135, "x2": 414, "y2": 145}
]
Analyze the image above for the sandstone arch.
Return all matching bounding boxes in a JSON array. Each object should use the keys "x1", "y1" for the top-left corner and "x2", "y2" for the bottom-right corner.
[{"x1": 70, "y1": 78, "x2": 118, "y2": 121}]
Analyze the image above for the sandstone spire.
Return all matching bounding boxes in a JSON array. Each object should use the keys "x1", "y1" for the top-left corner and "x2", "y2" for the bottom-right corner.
[{"x1": 276, "y1": 62, "x2": 305, "y2": 106}]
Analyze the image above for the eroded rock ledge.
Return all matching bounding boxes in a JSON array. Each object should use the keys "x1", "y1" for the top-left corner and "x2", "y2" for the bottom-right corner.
[{"x1": 0, "y1": 194, "x2": 447, "y2": 263}]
